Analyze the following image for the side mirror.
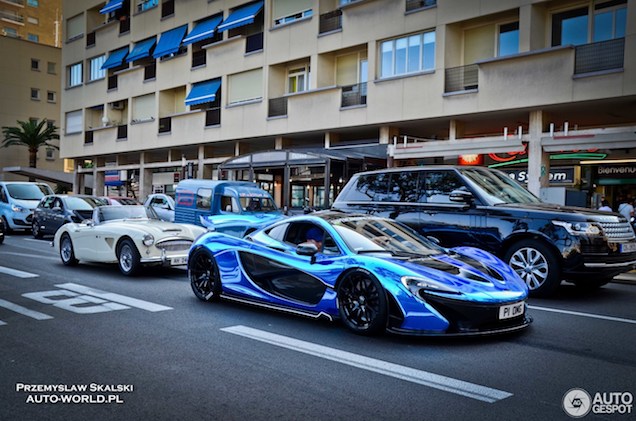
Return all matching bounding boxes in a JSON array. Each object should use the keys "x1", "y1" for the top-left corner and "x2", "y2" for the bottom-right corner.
[
  {"x1": 296, "y1": 242, "x2": 318, "y2": 257},
  {"x1": 449, "y1": 189, "x2": 474, "y2": 204},
  {"x1": 82, "y1": 219, "x2": 95, "y2": 227}
]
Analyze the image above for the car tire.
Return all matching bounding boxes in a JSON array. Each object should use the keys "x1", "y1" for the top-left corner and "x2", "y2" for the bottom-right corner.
[
  {"x1": 1, "y1": 216, "x2": 11, "y2": 235},
  {"x1": 32, "y1": 219, "x2": 43, "y2": 239},
  {"x1": 117, "y1": 239, "x2": 141, "y2": 276},
  {"x1": 60, "y1": 233, "x2": 79, "y2": 266},
  {"x1": 189, "y1": 248, "x2": 221, "y2": 301},
  {"x1": 337, "y1": 269, "x2": 388, "y2": 335},
  {"x1": 504, "y1": 239, "x2": 561, "y2": 298}
]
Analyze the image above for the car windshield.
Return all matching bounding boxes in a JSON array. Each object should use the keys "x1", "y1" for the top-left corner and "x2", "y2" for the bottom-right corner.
[
  {"x1": 96, "y1": 205, "x2": 158, "y2": 222},
  {"x1": 240, "y1": 196, "x2": 278, "y2": 212},
  {"x1": 6, "y1": 184, "x2": 52, "y2": 200},
  {"x1": 332, "y1": 217, "x2": 444, "y2": 256},
  {"x1": 459, "y1": 167, "x2": 541, "y2": 205},
  {"x1": 66, "y1": 197, "x2": 106, "y2": 210}
]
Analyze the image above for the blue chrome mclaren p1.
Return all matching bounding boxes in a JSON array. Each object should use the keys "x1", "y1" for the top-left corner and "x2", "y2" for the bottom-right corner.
[{"x1": 188, "y1": 211, "x2": 531, "y2": 336}]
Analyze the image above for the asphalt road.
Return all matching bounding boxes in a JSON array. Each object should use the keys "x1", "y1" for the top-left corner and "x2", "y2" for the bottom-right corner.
[{"x1": 0, "y1": 233, "x2": 635, "y2": 420}]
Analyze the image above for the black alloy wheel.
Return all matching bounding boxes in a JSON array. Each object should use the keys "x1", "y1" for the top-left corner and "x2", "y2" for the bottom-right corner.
[
  {"x1": 189, "y1": 249, "x2": 221, "y2": 301},
  {"x1": 337, "y1": 269, "x2": 387, "y2": 335}
]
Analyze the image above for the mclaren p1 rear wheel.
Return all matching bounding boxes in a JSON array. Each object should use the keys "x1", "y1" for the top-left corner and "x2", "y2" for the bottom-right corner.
[
  {"x1": 337, "y1": 269, "x2": 387, "y2": 335},
  {"x1": 189, "y1": 249, "x2": 221, "y2": 301}
]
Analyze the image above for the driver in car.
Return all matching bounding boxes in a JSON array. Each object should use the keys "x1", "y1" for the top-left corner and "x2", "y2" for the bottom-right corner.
[{"x1": 305, "y1": 227, "x2": 323, "y2": 251}]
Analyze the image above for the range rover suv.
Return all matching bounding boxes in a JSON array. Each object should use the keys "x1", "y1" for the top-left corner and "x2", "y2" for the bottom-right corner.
[{"x1": 332, "y1": 166, "x2": 636, "y2": 297}]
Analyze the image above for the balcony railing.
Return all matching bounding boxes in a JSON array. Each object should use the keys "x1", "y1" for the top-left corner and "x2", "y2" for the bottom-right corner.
[
  {"x1": 205, "y1": 108, "x2": 221, "y2": 126},
  {"x1": 268, "y1": 97, "x2": 288, "y2": 118},
  {"x1": 117, "y1": 124, "x2": 127, "y2": 139},
  {"x1": 444, "y1": 64, "x2": 478, "y2": 93},
  {"x1": 406, "y1": 0, "x2": 436, "y2": 12},
  {"x1": 341, "y1": 82, "x2": 367, "y2": 107},
  {"x1": 0, "y1": 10, "x2": 24, "y2": 23},
  {"x1": 319, "y1": 10, "x2": 342, "y2": 34},
  {"x1": 575, "y1": 38, "x2": 625, "y2": 75},
  {"x1": 2, "y1": 0, "x2": 25, "y2": 6},
  {"x1": 158, "y1": 117, "x2": 171, "y2": 133},
  {"x1": 245, "y1": 32, "x2": 263, "y2": 53}
]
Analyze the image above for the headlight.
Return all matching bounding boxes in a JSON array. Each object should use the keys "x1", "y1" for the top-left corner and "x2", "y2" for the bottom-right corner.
[
  {"x1": 11, "y1": 204, "x2": 26, "y2": 213},
  {"x1": 142, "y1": 234, "x2": 155, "y2": 246},
  {"x1": 552, "y1": 220, "x2": 602, "y2": 236},
  {"x1": 401, "y1": 276, "x2": 461, "y2": 298}
]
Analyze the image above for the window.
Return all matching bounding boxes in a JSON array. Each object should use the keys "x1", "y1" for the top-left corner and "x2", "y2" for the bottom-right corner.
[
  {"x1": 228, "y1": 68, "x2": 263, "y2": 104},
  {"x1": 421, "y1": 171, "x2": 464, "y2": 203},
  {"x1": 137, "y1": 0, "x2": 158, "y2": 13},
  {"x1": 31, "y1": 59, "x2": 40, "y2": 71},
  {"x1": 387, "y1": 171, "x2": 419, "y2": 202},
  {"x1": 287, "y1": 66, "x2": 309, "y2": 93},
  {"x1": 68, "y1": 62, "x2": 83, "y2": 87},
  {"x1": 380, "y1": 31, "x2": 435, "y2": 78},
  {"x1": 498, "y1": 22, "x2": 519, "y2": 56},
  {"x1": 593, "y1": 0, "x2": 627, "y2": 42},
  {"x1": 47, "y1": 91, "x2": 56, "y2": 102},
  {"x1": 552, "y1": 7, "x2": 588, "y2": 46},
  {"x1": 273, "y1": 0, "x2": 313, "y2": 26},
  {"x1": 3, "y1": 27, "x2": 18, "y2": 38},
  {"x1": 89, "y1": 55, "x2": 106, "y2": 81},
  {"x1": 27, "y1": 0, "x2": 39, "y2": 6},
  {"x1": 65, "y1": 110, "x2": 82, "y2": 134},
  {"x1": 66, "y1": 14, "x2": 84, "y2": 42},
  {"x1": 28, "y1": 33, "x2": 39, "y2": 42},
  {"x1": 30, "y1": 88, "x2": 40, "y2": 100},
  {"x1": 196, "y1": 188, "x2": 212, "y2": 209},
  {"x1": 27, "y1": 17, "x2": 39, "y2": 25},
  {"x1": 47, "y1": 62, "x2": 56, "y2": 74},
  {"x1": 46, "y1": 148, "x2": 54, "y2": 160}
]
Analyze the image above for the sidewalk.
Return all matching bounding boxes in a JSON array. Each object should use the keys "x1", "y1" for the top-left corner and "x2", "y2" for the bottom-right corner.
[{"x1": 613, "y1": 270, "x2": 636, "y2": 285}]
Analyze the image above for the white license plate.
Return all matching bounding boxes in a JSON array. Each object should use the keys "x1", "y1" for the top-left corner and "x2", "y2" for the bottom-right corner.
[
  {"x1": 619, "y1": 242, "x2": 636, "y2": 253},
  {"x1": 171, "y1": 257, "x2": 188, "y2": 265},
  {"x1": 499, "y1": 302, "x2": 525, "y2": 320}
]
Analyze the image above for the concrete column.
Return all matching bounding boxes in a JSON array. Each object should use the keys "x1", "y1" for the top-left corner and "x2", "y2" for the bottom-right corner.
[
  {"x1": 527, "y1": 110, "x2": 550, "y2": 197},
  {"x1": 449, "y1": 120, "x2": 465, "y2": 140},
  {"x1": 94, "y1": 169, "x2": 105, "y2": 196},
  {"x1": 138, "y1": 152, "x2": 151, "y2": 199},
  {"x1": 73, "y1": 165, "x2": 83, "y2": 194},
  {"x1": 197, "y1": 145, "x2": 205, "y2": 179},
  {"x1": 379, "y1": 126, "x2": 399, "y2": 144}
]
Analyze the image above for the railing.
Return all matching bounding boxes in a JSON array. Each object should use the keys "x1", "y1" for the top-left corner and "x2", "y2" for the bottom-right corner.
[
  {"x1": 268, "y1": 97, "x2": 288, "y2": 118},
  {"x1": 444, "y1": 64, "x2": 478, "y2": 93},
  {"x1": 0, "y1": 10, "x2": 24, "y2": 23},
  {"x1": 108, "y1": 75, "x2": 118, "y2": 90},
  {"x1": 144, "y1": 62, "x2": 156, "y2": 80},
  {"x1": 341, "y1": 82, "x2": 367, "y2": 107},
  {"x1": 245, "y1": 32, "x2": 263, "y2": 53},
  {"x1": 158, "y1": 117, "x2": 171, "y2": 133},
  {"x1": 86, "y1": 31, "x2": 95, "y2": 47},
  {"x1": 575, "y1": 38, "x2": 624, "y2": 75},
  {"x1": 405, "y1": 0, "x2": 436, "y2": 12},
  {"x1": 205, "y1": 108, "x2": 221, "y2": 126},
  {"x1": 84, "y1": 131, "x2": 94, "y2": 144},
  {"x1": 192, "y1": 50, "x2": 206, "y2": 67},
  {"x1": 161, "y1": 0, "x2": 174, "y2": 18},
  {"x1": 319, "y1": 10, "x2": 342, "y2": 34},
  {"x1": 117, "y1": 124, "x2": 127, "y2": 139},
  {"x1": 2, "y1": 0, "x2": 25, "y2": 6},
  {"x1": 119, "y1": 16, "x2": 130, "y2": 34}
]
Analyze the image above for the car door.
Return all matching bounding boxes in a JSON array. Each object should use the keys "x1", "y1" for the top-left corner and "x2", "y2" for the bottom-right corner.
[{"x1": 49, "y1": 197, "x2": 67, "y2": 233}]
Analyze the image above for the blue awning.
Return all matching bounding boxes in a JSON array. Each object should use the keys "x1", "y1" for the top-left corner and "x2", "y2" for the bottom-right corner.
[
  {"x1": 182, "y1": 15, "x2": 223, "y2": 45},
  {"x1": 100, "y1": 0, "x2": 124, "y2": 14},
  {"x1": 217, "y1": 1, "x2": 264, "y2": 32},
  {"x1": 126, "y1": 37, "x2": 156, "y2": 62},
  {"x1": 153, "y1": 25, "x2": 188, "y2": 58},
  {"x1": 101, "y1": 47, "x2": 129, "y2": 69},
  {"x1": 185, "y1": 80, "x2": 221, "y2": 106}
]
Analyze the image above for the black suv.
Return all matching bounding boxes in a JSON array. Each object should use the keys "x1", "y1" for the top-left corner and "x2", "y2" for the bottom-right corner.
[{"x1": 333, "y1": 165, "x2": 636, "y2": 297}]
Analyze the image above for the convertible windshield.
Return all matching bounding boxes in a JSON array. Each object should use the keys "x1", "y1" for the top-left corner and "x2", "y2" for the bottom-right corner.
[
  {"x1": 6, "y1": 183, "x2": 52, "y2": 200},
  {"x1": 332, "y1": 217, "x2": 444, "y2": 256},
  {"x1": 459, "y1": 167, "x2": 541, "y2": 205},
  {"x1": 96, "y1": 205, "x2": 158, "y2": 223}
]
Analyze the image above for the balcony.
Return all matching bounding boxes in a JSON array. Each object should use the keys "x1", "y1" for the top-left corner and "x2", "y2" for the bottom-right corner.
[
  {"x1": 444, "y1": 64, "x2": 478, "y2": 93},
  {"x1": 341, "y1": 82, "x2": 367, "y2": 108},
  {"x1": 268, "y1": 97, "x2": 288, "y2": 118},
  {"x1": 319, "y1": 10, "x2": 342, "y2": 34},
  {"x1": 405, "y1": 0, "x2": 436, "y2": 12},
  {"x1": 0, "y1": 10, "x2": 24, "y2": 23},
  {"x1": 575, "y1": 38, "x2": 624, "y2": 75}
]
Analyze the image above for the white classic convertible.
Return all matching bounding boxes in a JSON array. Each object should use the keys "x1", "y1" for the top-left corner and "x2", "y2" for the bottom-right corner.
[{"x1": 53, "y1": 205, "x2": 206, "y2": 275}]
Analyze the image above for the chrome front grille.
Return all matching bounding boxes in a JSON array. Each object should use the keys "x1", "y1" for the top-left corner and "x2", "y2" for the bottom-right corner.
[
  {"x1": 155, "y1": 239, "x2": 193, "y2": 252},
  {"x1": 599, "y1": 221, "x2": 635, "y2": 242}
]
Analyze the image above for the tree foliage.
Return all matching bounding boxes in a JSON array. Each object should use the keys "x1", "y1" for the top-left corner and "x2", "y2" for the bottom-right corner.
[{"x1": 2, "y1": 119, "x2": 59, "y2": 168}]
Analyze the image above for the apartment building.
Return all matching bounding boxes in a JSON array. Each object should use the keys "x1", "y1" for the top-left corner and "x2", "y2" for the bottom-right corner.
[
  {"x1": 61, "y1": 0, "x2": 635, "y2": 209},
  {"x1": 1, "y1": 0, "x2": 62, "y2": 46}
]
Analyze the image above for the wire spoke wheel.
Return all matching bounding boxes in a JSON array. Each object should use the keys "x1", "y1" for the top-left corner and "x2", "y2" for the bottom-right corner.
[{"x1": 337, "y1": 269, "x2": 387, "y2": 335}]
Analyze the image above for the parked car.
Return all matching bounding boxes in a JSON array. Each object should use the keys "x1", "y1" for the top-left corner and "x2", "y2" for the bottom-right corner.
[
  {"x1": 333, "y1": 166, "x2": 636, "y2": 297},
  {"x1": 144, "y1": 193, "x2": 175, "y2": 222},
  {"x1": 175, "y1": 180, "x2": 283, "y2": 237},
  {"x1": 98, "y1": 196, "x2": 141, "y2": 206},
  {"x1": 188, "y1": 211, "x2": 530, "y2": 336},
  {"x1": 32, "y1": 195, "x2": 106, "y2": 238},
  {"x1": 0, "y1": 181, "x2": 54, "y2": 232},
  {"x1": 53, "y1": 205, "x2": 206, "y2": 276}
]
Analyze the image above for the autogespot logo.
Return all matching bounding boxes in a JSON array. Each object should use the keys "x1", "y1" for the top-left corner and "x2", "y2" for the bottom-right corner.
[{"x1": 563, "y1": 388, "x2": 592, "y2": 418}]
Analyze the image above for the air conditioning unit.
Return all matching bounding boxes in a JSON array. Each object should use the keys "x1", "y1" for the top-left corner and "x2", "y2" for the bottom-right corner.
[{"x1": 110, "y1": 101, "x2": 124, "y2": 110}]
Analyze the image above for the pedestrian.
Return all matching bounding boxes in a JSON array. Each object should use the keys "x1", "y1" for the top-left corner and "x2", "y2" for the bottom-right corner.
[
  {"x1": 617, "y1": 196, "x2": 634, "y2": 220},
  {"x1": 598, "y1": 200, "x2": 612, "y2": 212}
]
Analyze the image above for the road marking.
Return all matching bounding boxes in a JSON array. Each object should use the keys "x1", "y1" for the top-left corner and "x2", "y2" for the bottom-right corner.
[
  {"x1": 529, "y1": 305, "x2": 636, "y2": 325},
  {"x1": 0, "y1": 251, "x2": 58, "y2": 261},
  {"x1": 0, "y1": 320, "x2": 6, "y2": 326},
  {"x1": 56, "y1": 283, "x2": 172, "y2": 312},
  {"x1": 0, "y1": 298, "x2": 53, "y2": 320},
  {"x1": 0, "y1": 266, "x2": 39, "y2": 278},
  {"x1": 221, "y1": 325, "x2": 512, "y2": 403}
]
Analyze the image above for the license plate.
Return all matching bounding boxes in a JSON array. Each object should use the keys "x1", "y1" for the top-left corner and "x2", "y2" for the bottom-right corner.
[
  {"x1": 171, "y1": 257, "x2": 188, "y2": 265},
  {"x1": 499, "y1": 302, "x2": 525, "y2": 320},
  {"x1": 619, "y1": 242, "x2": 636, "y2": 253}
]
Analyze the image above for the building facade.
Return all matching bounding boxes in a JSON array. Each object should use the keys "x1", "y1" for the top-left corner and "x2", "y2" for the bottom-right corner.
[
  {"x1": 1, "y1": 0, "x2": 62, "y2": 47},
  {"x1": 61, "y1": 0, "x2": 636, "y2": 209}
]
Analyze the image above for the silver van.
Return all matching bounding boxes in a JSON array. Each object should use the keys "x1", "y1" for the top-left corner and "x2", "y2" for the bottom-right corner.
[{"x1": 0, "y1": 181, "x2": 54, "y2": 232}]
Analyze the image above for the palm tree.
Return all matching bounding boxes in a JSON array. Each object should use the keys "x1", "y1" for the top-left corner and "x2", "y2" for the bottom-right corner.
[{"x1": 2, "y1": 119, "x2": 59, "y2": 168}]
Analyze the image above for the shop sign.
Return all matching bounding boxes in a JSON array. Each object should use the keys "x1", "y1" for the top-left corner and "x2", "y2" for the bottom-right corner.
[
  {"x1": 595, "y1": 165, "x2": 636, "y2": 179},
  {"x1": 505, "y1": 167, "x2": 575, "y2": 184}
]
